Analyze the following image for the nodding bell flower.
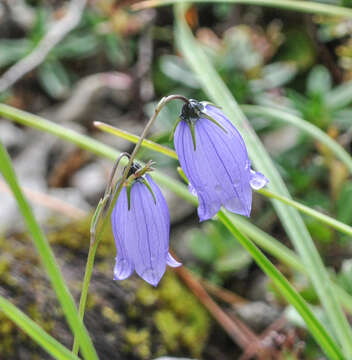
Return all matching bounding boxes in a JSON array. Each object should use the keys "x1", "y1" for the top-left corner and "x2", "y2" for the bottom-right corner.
[
  {"x1": 111, "y1": 161, "x2": 181, "y2": 286},
  {"x1": 173, "y1": 99, "x2": 268, "y2": 221}
]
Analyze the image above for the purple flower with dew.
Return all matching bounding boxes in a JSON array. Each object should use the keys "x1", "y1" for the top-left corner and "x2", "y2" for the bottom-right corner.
[
  {"x1": 173, "y1": 99, "x2": 268, "y2": 221},
  {"x1": 111, "y1": 162, "x2": 181, "y2": 286}
]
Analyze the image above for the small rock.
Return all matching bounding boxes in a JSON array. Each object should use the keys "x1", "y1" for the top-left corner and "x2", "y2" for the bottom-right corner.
[
  {"x1": 0, "y1": 121, "x2": 25, "y2": 150},
  {"x1": 233, "y1": 301, "x2": 281, "y2": 332},
  {"x1": 70, "y1": 162, "x2": 107, "y2": 204}
]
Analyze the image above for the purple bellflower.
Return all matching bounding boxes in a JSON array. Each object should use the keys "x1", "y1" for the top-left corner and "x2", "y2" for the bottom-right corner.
[
  {"x1": 111, "y1": 162, "x2": 181, "y2": 286},
  {"x1": 173, "y1": 99, "x2": 268, "y2": 221}
]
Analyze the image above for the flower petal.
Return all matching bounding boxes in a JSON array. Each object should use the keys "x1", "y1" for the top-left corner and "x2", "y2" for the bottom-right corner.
[
  {"x1": 174, "y1": 120, "x2": 222, "y2": 220},
  {"x1": 146, "y1": 174, "x2": 170, "y2": 248},
  {"x1": 204, "y1": 104, "x2": 247, "y2": 149},
  {"x1": 166, "y1": 252, "x2": 182, "y2": 268},
  {"x1": 198, "y1": 118, "x2": 251, "y2": 212},
  {"x1": 132, "y1": 181, "x2": 168, "y2": 287},
  {"x1": 111, "y1": 178, "x2": 170, "y2": 286},
  {"x1": 111, "y1": 187, "x2": 132, "y2": 279}
]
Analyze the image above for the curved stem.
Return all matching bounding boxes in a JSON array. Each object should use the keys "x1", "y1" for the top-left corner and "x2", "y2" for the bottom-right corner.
[{"x1": 72, "y1": 94, "x2": 189, "y2": 356}]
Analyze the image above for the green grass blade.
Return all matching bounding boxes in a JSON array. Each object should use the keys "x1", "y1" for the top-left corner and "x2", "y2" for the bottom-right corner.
[
  {"x1": 0, "y1": 295, "x2": 80, "y2": 360},
  {"x1": 174, "y1": 5, "x2": 352, "y2": 355},
  {"x1": 0, "y1": 103, "x2": 193, "y2": 205},
  {"x1": 258, "y1": 188, "x2": 352, "y2": 238},
  {"x1": 94, "y1": 121, "x2": 178, "y2": 159},
  {"x1": 241, "y1": 105, "x2": 352, "y2": 174},
  {"x1": 94, "y1": 119, "x2": 352, "y2": 244},
  {"x1": 133, "y1": 0, "x2": 352, "y2": 18},
  {"x1": 232, "y1": 214, "x2": 306, "y2": 273},
  {"x1": 218, "y1": 210, "x2": 344, "y2": 360},
  {"x1": 0, "y1": 142, "x2": 98, "y2": 360},
  {"x1": 93, "y1": 120, "x2": 352, "y2": 239},
  {"x1": 231, "y1": 214, "x2": 352, "y2": 313}
]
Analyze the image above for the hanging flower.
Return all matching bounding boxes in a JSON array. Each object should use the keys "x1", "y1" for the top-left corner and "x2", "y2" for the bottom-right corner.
[
  {"x1": 173, "y1": 99, "x2": 268, "y2": 221},
  {"x1": 111, "y1": 162, "x2": 181, "y2": 286}
]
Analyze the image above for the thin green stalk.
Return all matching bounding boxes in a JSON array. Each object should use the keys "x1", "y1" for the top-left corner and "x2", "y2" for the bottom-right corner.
[
  {"x1": 94, "y1": 121, "x2": 352, "y2": 239},
  {"x1": 132, "y1": 0, "x2": 352, "y2": 18},
  {"x1": 0, "y1": 295, "x2": 80, "y2": 360},
  {"x1": 218, "y1": 210, "x2": 344, "y2": 360},
  {"x1": 174, "y1": 6, "x2": 352, "y2": 356},
  {"x1": 0, "y1": 103, "x2": 194, "y2": 204},
  {"x1": 94, "y1": 121, "x2": 178, "y2": 160},
  {"x1": 0, "y1": 142, "x2": 98, "y2": 360},
  {"x1": 72, "y1": 240, "x2": 99, "y2": 354},
  {"x1": 241, "y1": 105, "x2": 352, "y2": 174},
  {"x1": 258, "y1": 188, "x2": 352, "y2": 238}
]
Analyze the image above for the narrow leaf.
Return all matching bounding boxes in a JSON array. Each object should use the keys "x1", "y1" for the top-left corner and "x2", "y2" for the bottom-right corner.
[
  {"x1": 0, "y1": 295, "x2": 80, "y2": 360},
  {"x1": 0, "y1": 142, "x2": 98, "y2": 360}
]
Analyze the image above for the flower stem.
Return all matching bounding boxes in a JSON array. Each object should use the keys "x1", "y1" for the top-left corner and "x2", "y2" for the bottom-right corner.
[{"x1": 72, "y1": 94, "x2": 189, "y2": 356}]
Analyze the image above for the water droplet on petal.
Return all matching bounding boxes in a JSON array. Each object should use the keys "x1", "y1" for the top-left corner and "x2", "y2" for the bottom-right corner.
[
  {"x1": 250, "y1": 170, "x2": 269, "y2": 190},
  {"x1": 114, "y1": 259, "x2": 133, "y2": 280},
  {"x1": 167, "y1": 253, "x2": 182, "y2": 268}
]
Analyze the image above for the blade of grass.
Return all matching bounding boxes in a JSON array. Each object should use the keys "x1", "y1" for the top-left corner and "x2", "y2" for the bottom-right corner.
[
  {"x1": 93, "y1": 121, "x2": 178, "y2": 159},
  {"x1": 0, "y1": 295, "x2": 80, "y2": 360},
  {"x1": 0, "y1": 103, "x2": 350, "y2": 354},
  {"x1": 241, "y1": 105, "x2": 352, "y2": 174},
  {"x1": 231, "y1": 214, "x2": 352, "y2": 313},
  {"x1": 217, "y1": 210, "x2": 344, "y2": 360},
  {"x1": 0, "y1": 103, "x2": 194, "y2": 205},
  {"x1": 0, "y1": 142, "x2": 98, "y2": 360},
  {"x1": 94, "y1": 121, "x2": 352, "y2": 238},
  {"x1": 174, "y1": 5, "x2": 352, "y2": 356},
  {"x1": 132, "y1": 0, "x2": 352, "y2": 18},
  {"x1": 258, "y1": 188, "x2": 352, "y2": 238}
]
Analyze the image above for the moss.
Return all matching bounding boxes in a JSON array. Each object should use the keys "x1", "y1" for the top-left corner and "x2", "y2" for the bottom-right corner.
[
  {"x1": 26, "y1": 303, "x2": 54, "y2": 333},
  {"x1": 0, "y1": 313, "x2": 15, "y2": 355},
  {"x1": 0, "y1": 220, "x2": 211, "y2": 358},
  {"x1": 48, "y1": 216, "x2": 115, "y2": 258},
  {"x1": 102, "y1": 305, "x2": 122, "y2": 323},
  {"x1": 154, "y1": 310, "x2": 183, "y2": 351},
  {"x1": 136, "y1": 285, "x2": 159, "y2": 306},
  {"x1": 86, "y1": 292, "x2": 101, "y2": 311},
  {"x1": 136, "y1": 271, "x2": 211, "y2": 357},
  {"x1": 124, "y1": 327, "x2": 151, "y2": 359},
  {"x1": 0, "y1": 256, "x2": 10, "y2": 274},
  {"x1": 48, "y1": 217, "x2": 92, "y2": 251},
  {"x1": 0, "y1": 255, "x2": 16, "y2": 287}
]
